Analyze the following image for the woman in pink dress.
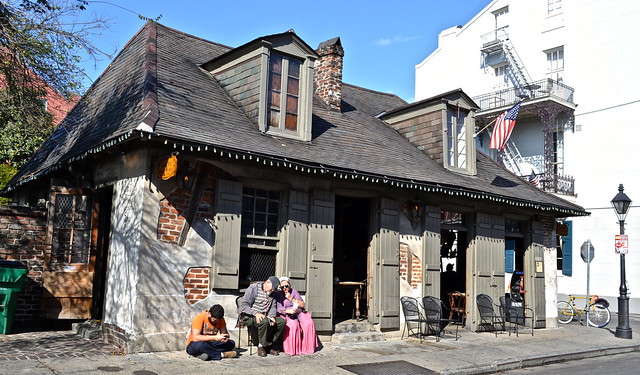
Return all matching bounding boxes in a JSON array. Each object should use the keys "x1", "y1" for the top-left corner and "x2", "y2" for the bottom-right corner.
[{"x1": 275, "y1": 277, "x2": 318, "y2": 355}]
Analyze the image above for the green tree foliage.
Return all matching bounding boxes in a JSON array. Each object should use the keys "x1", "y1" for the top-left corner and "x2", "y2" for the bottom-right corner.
[
  {"x1": 0, "y1": 163, "x2": 17, "y2": 203},
  {"x1": 0, "y1": 0, "x2": 109, "y2": 170}
]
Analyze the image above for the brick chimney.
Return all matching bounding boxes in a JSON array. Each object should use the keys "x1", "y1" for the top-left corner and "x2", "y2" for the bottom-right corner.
[{"x1": 314, "y1": 37, "x2": 344, "y2": 111}]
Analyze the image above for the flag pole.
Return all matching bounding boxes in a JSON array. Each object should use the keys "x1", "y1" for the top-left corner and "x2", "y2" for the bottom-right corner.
[{"x1": 473, "y1": 117, "x2": 497, "y2": 138}]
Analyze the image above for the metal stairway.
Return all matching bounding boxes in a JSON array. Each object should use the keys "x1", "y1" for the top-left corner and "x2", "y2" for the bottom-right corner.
[
  {"x1": 487, "y1": 128, "x2": 527, "y2": 177},
  {"x1": 501, "y1": 37, "x2": 534, "y2": 98}
]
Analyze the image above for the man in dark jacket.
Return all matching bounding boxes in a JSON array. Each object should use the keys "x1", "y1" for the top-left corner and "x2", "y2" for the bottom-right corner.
[{"x1": 237, "y1": 276, "x2": 286, "y2": 357}]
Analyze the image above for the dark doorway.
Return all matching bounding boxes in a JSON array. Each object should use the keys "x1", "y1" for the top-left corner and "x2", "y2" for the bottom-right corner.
[
  {"x1": 91, "y1": 186, "x2": 113, "y2": 320},
  {"x1": 440, "y1": 229, "x2": 468, "y2": 297},
  {"x1": 333, "y1": 196, "x2": 370, "y2": 322}
]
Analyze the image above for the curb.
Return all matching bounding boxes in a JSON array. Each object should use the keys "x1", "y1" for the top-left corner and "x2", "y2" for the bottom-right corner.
[{"x1": 442, "y1": 344, "x2": 640, "y2": 375}]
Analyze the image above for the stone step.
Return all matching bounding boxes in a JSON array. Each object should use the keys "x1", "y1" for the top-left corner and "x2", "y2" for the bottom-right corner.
[
  {"x1": 334, "y1": 320, "x2": 375, "y2": 334},
  {"x1": 72, "y1": 320, "x2": 102, "y2": 340},
  {"x1": 331, "y1": 331, "x2": 386, "y2": 344}
]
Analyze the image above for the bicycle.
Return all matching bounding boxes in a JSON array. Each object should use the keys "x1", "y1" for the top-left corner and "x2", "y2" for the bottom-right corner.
[{"x1": 556, "y1": 295, "x2": 611, "y2": 328}]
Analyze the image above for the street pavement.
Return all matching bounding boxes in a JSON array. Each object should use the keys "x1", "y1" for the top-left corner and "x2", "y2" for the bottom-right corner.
[{"x1": 1, "y1": 315, "x2": 639, "y2": 375}]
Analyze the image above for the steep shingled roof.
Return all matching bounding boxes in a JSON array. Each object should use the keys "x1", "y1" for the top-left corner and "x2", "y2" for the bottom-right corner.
[{"x1": 4, "y1": 22, "x2": 586, "y2": 217}]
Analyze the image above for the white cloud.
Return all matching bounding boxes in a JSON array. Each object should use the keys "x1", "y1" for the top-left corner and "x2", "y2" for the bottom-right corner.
[{"x1": 375, "y1": 36, "x2": 419, "y2": 47}]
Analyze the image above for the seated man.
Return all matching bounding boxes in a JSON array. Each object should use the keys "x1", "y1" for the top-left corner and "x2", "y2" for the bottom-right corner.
[
  {"x1": 237, "y1": 276, "x2": 286, "y2": 357},
  {"x1": 186, "y1": 304, "x2": 237, "y2": 360}
]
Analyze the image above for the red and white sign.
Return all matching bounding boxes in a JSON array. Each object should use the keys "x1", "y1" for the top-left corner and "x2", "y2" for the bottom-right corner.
[{"x1": 615, "y1": 234, "x2": 629, "y2": 254}]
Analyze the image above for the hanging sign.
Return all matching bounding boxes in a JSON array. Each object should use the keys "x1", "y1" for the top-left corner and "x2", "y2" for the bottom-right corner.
[{"x1": 615, "y1": 234, "x2": 629, "y2": 254}]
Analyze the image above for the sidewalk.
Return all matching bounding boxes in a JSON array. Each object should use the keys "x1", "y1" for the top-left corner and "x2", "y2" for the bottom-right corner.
[{"x1": 1, "y1": 315, "x2": 639, "y2": 375}]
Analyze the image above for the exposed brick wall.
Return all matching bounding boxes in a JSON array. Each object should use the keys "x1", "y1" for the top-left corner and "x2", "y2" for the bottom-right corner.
[
  {"x1": 157, "y1": 164, "x2": 215, "y2": 244},
  {"x1": 102, "y1": 321, "x2": 128, "y2": 352},
  {"x1": 399, "y1": 242, "x2": 421, "y2": 289},
  {"x1": 0, "y1": 205, "x2": 47, "y2": 322},
  {"x1": 541, "y1": 215, "x2": 555, "y2": 247},
  {"x1": 183, "y1": 267, "x2": 210, "y2": 304},
  {"x1": 314, "y1": 38, "x2": 344, "y2": 110},
  {"x1": 388, "y1": 111, "x2": 444, "y2": 166}
]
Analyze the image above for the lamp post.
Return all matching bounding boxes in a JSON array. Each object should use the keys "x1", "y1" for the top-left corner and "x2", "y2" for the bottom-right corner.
[{"x1": 611, "y1": 184, "x2": 632, "y2": 339}]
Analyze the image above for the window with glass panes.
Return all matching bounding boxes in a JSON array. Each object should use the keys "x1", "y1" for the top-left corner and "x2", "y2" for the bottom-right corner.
[
  {"x1": 239, "y1": 187, "x2": 280, "y2": 287},
  {"x1": 267, "y1": 53, "x2": 301, "y2": 132},
  {"x1": 51, "y1": 194, "x2": 92, "y2": 264}
]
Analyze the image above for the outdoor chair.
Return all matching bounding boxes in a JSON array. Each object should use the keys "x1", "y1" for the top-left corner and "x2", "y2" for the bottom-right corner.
[
  {"x1": 400, "y1": 296, "x2": 427, "y2": 343},
  {"x1": 476, "y1": 293, "x2": 509, "y2": 336},
  {"x1": 235, "y1": 296, "x2": 258, "y2": 354},
  {"x1": 499, "y1": 296, "x2": 534, "y2": 336},
  {"x1": 448, "y1": 291, "x2": 466, "y2": 326},
  {"x1": 422, "y1": 295, "x2": 459, "y2": 341}
]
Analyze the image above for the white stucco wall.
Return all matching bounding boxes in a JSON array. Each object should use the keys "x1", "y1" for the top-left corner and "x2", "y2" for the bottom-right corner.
[{"x1": 415, "y1": 0, "x2": 640, "y2": 313}]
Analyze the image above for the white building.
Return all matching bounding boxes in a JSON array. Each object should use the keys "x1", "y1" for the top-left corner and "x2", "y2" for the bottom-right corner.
[{"x1": 415, "y1": 0, "x2": 640, "y2": 315}]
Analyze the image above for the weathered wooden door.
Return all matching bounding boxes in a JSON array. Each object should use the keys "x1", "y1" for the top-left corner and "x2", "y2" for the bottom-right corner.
[
  {"x1": 283, "y1": 191, "x2": 309, "y2": 293},
  {"x1": 211, "y1": 179, "x2": 242, "y2": 289},
  {"x1": 525, "y1": 220, "x2": 546, "y2": 327},
  {"x1": 306, "y1": 190, "x2": 335, "y2": 331},
  {"x1": 373, "y1": 197, "x2": 400, "y2": 329},
  {"x1": 422, "y1": 205, "x2": 441, "y2": 298},
  {"x1": 42, "y1": 187, "x2": 98, "y2": 319},
  {"x1": 468, "y1": 213, "x2": 505, "y2": 330}
]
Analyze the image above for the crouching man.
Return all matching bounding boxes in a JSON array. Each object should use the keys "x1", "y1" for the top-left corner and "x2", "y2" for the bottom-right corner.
[{"x1": 186, "y1": 304, "x2": 237, "y2": 360}]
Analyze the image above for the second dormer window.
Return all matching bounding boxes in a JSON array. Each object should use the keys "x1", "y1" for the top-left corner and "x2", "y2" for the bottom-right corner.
[{"x1": 268, "y1": 53, "x2": 302, "y2": 132}]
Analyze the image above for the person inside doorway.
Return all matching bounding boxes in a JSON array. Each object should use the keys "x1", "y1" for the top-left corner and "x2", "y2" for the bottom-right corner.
[{"x1": 186, "y1": 304, "x2": 237, "y2": 360}]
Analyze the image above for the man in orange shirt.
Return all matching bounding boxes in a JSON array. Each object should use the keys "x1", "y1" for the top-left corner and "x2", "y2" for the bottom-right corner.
[{"x1": 186, "y1": 304, "x2": 237, "y2": 360}]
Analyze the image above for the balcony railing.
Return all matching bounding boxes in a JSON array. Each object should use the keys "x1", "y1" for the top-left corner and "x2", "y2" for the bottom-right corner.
[
  {"x1": 521, "y1": 172, "x2": 575, "y2": 196},
  {"x1": 472, "y1": 79, "x2": 575, "y2": 112}
]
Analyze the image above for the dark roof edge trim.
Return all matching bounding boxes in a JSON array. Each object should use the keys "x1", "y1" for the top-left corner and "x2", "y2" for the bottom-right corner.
[{"x1": 2, "y1": 131, "x2": 589, "y2": 217}]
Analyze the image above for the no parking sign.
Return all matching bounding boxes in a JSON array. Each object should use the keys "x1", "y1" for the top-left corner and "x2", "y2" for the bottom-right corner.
[{"x1": 615, "y1": 234, "x2": 629, "y2": 254}]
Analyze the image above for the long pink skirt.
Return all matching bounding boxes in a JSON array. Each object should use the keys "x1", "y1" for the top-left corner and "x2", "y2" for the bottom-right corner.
[{"x1": 281, "y1": 311, "x2": 318, "y2": 355}]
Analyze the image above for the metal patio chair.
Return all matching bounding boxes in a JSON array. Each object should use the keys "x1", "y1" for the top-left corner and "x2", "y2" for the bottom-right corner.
[{"x1": 400, "y1": 296, "x2": 427, "y2": 343}]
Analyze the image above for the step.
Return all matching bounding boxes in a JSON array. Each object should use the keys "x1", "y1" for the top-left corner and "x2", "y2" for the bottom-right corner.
[
  {"x1": 331, "y1": 331, "x2": 386, "y2": 344},
  {"x1": 334, "y1": 320, "x2": 375, "y2": 334},
  {"x1": 72, "y1": 320, "x2": 102, "y2": 340}
]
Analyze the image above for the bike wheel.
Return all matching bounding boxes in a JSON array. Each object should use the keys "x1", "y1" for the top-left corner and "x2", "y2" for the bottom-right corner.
[
  {"x1": 587, "y1": 304, "x2": 611, "y2": 328},
  {"x1": 557, "y1": 301, "x2": 573, "y2": 324}
]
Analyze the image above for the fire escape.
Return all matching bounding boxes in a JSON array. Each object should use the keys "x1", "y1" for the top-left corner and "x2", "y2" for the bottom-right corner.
[{"x1": 474, "y1": 27, "x2": 577, "y2": 196}]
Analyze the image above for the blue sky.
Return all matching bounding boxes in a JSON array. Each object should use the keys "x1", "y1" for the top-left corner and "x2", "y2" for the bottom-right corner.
[{"x1": 81, "y1": 0, "x2": 489, "y2": 102}]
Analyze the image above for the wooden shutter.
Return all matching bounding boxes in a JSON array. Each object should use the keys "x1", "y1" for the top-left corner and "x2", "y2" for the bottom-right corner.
[
  {"x1": 422, "y1": 205, "x2": 441, "y2": 298},
  {"x1": 211, "y1": 179, "x2": 242, "y2": 289},
  {"x1": 468, "y1": 213, "x2": 505, "y2": 330},
  {"x1": 376, "y1": 197, "x2": 400, "y2": 330},
  {"x1": 526, "y1": 220, "x2": 546, "y2": 327},
  {"x1": 306, "y1": 190, "x2": 335, "y2": 331},
  {"x1": 284, "y1": 191, "x2": 309, "y2": 293},
  {"x1": 562, "y1": 221, "x2": 572, "y2": 276}
]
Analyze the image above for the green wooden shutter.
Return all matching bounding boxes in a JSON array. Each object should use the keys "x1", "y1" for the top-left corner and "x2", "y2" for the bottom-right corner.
[
  {"x1": 422, "y1": 205, "x2": 441, "y2": 298},
  {"x1": 526, "y1": 220, "x2": 546, "y2": 327},
  {"x1": 562, "y1": 221, "x2": 572, "y2": 276},
  {"x1": 306, "y1": 190, "x2": 335, "y2": 331},
  {"x1": 211, "y1": 179, "x2": 242, "y2": 289},
  {"x1": 377, "y1": 197, "x2": 400, "y2": 330},
  {"x1": 284, "y1": 191, "x2": 309, "y2": 293}
]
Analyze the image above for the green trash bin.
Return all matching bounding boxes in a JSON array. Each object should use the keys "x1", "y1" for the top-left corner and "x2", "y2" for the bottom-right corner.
[{"x1": 0, "y1": 260, "x2": 28, "y2": 334}]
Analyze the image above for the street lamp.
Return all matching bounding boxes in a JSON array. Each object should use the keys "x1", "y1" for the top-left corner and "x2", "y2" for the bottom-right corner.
[{"x1": 611, "y1": 184, "x2": 632, "y2": 339}]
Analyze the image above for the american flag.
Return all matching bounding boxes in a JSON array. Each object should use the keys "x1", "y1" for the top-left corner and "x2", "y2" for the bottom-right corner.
[
  {"x1": 489, "y1": 101, "x2": 521, "y2": 151},
  {"x1": 529, "y1": 169, "x2": 540, "y2": 187}
]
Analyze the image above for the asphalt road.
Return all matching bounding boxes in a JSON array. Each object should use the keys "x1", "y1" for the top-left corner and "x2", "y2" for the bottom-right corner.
[{"x1": 503, "y1": 351, "x2": 640, "y2": 375}]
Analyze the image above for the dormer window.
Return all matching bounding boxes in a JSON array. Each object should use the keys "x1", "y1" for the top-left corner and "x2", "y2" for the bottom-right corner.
[
  {"x1": 203, "y1": 31, "x2": 316, "y2": 142},
  {"x1": 444, "y1": 103, "x2": 476, "y2": 174},
  {"x1": 268, "y1": 53, "x2": 302, "y2": 132}
]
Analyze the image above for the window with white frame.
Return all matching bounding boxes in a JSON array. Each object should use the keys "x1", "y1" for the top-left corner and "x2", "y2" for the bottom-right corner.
[
  {"x1": 548, "y1": 0, "x2": 562, "y2": 15},
  {"x1": 546, "y1": 47, "x2": 564, "y2": 82},
  {"x1": 494, "y1": 64, "x2": 509, "y2": 87},
  {"x1": 494, "y1": 6, "x2": 509, "y2": 29}
]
